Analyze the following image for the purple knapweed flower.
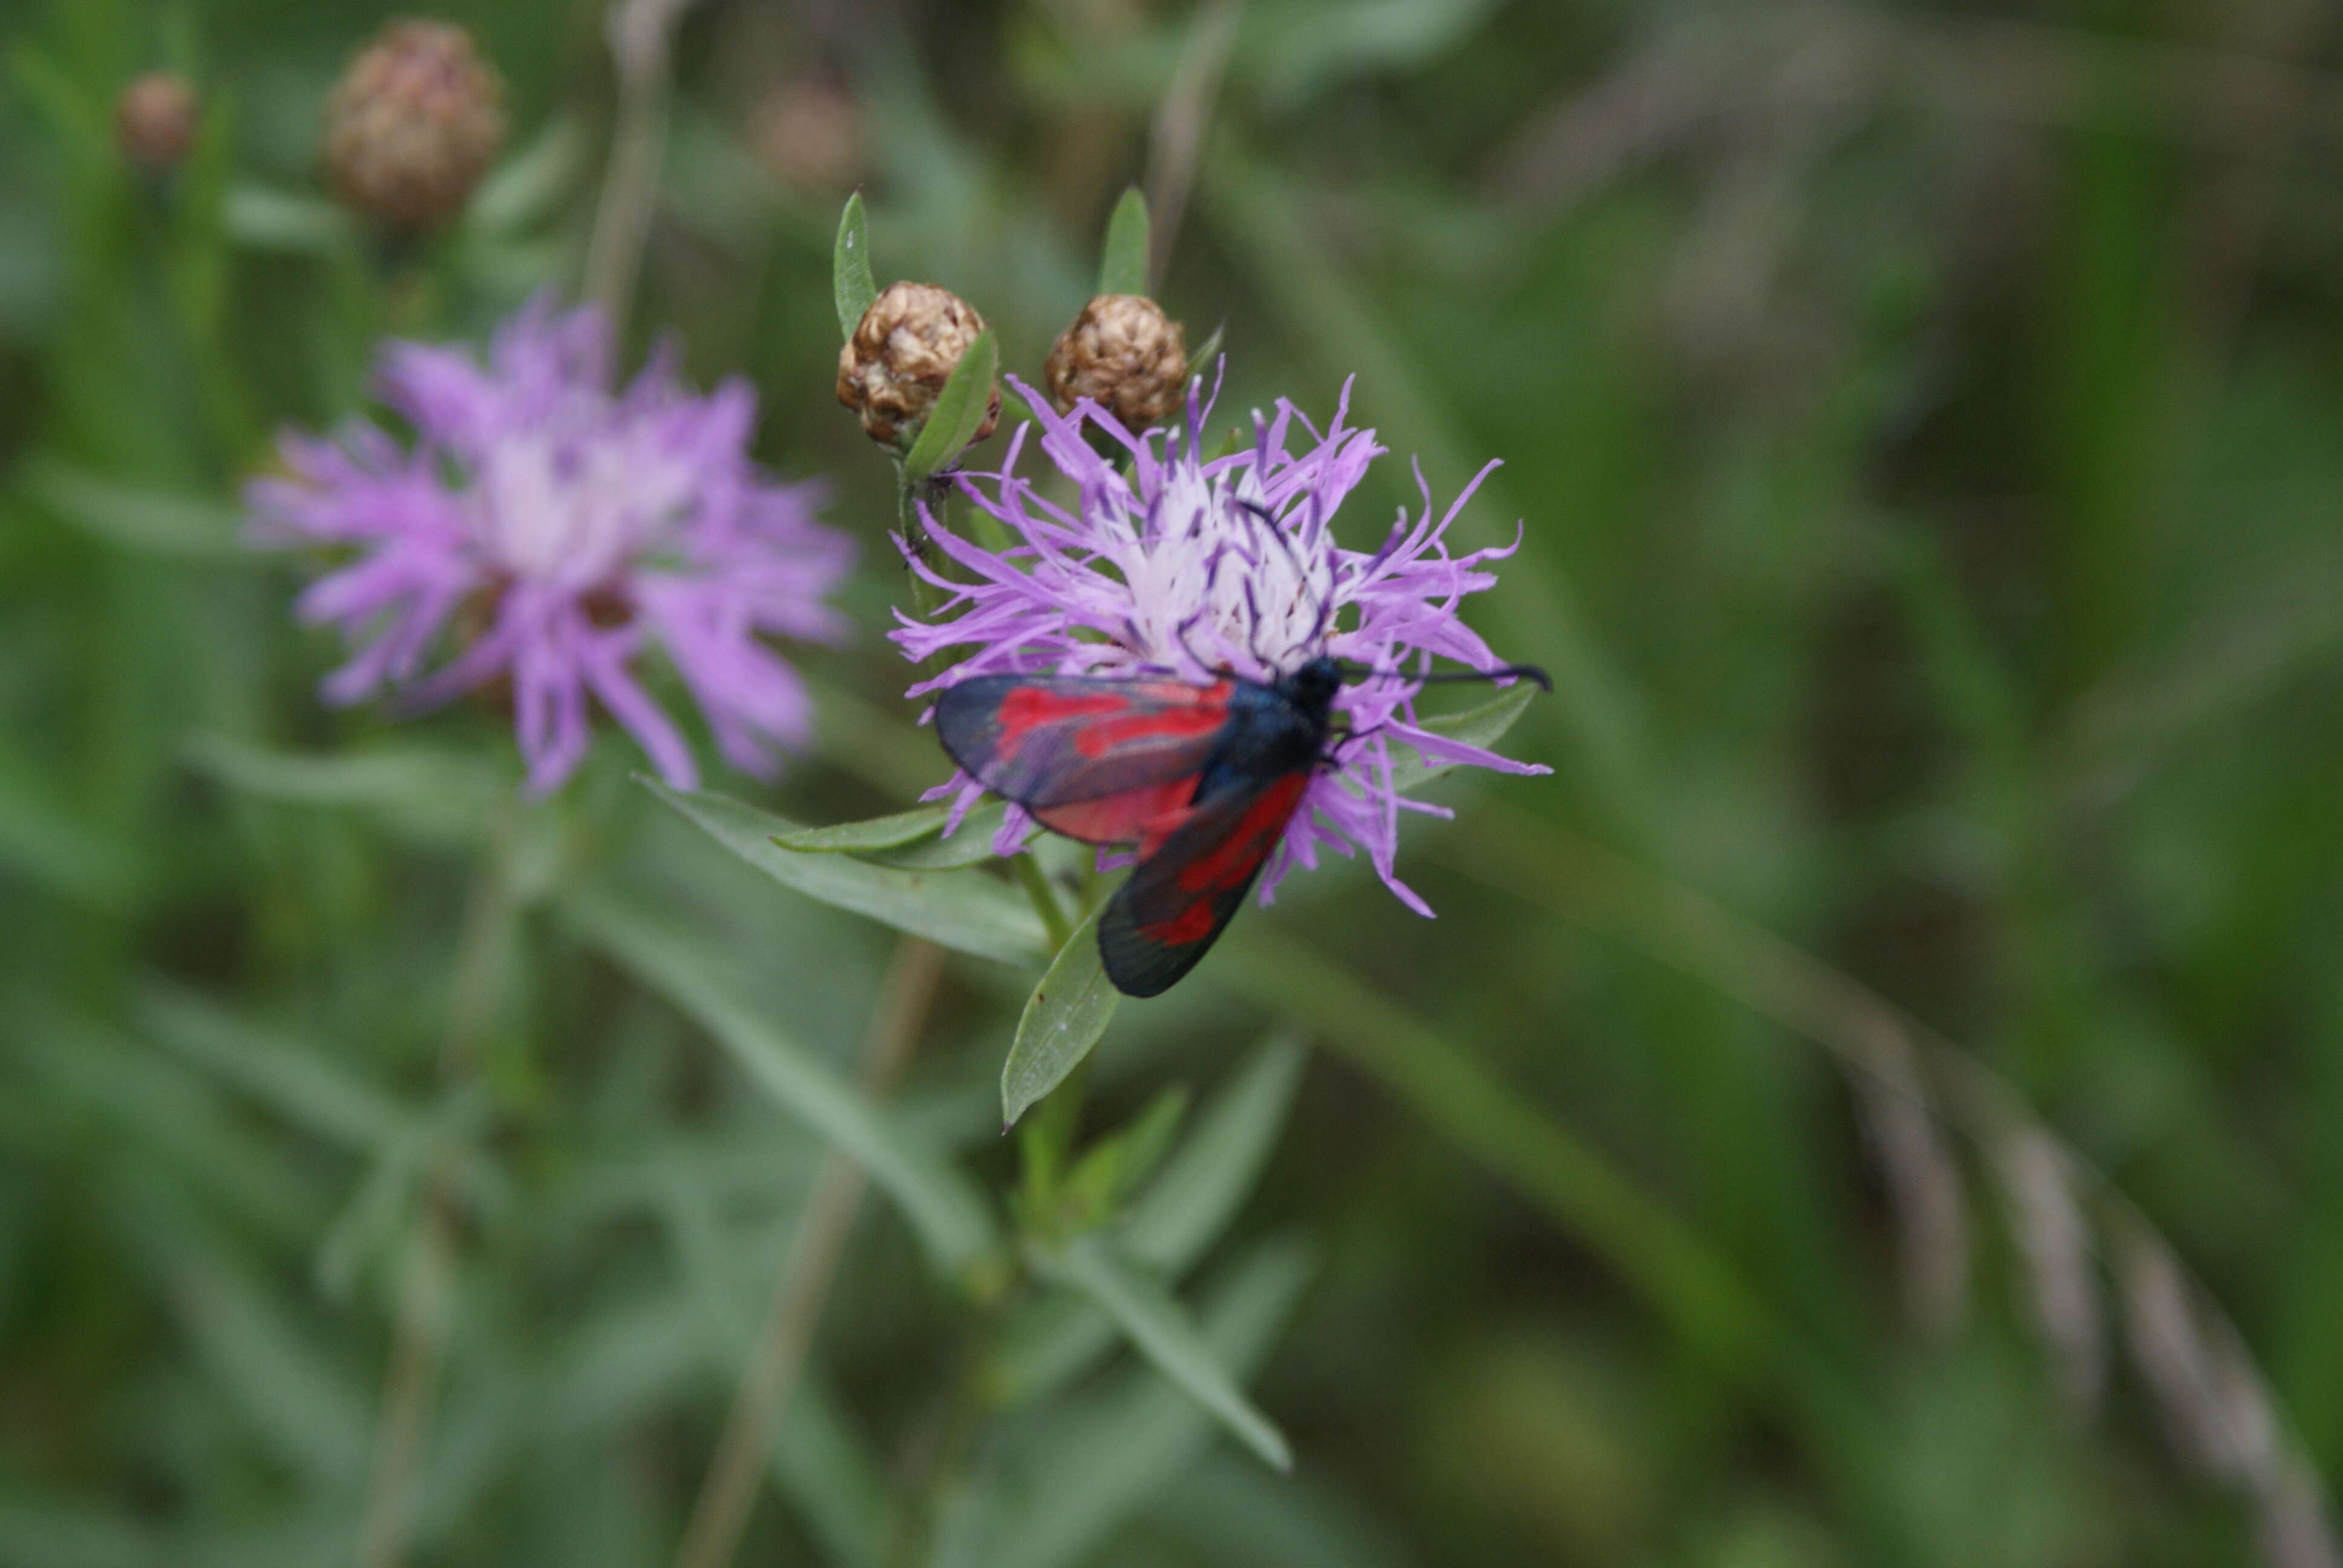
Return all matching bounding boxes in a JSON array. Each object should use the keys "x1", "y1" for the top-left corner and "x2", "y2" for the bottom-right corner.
[
  {"x1": 249, "y1": 297, "x2": 852, "y2": 793},
  {"x1": 893, "y1": 371, "x2": 1547, "y2": 913}
]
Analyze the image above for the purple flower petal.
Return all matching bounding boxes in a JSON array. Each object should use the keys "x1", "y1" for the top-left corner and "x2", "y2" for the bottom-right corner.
[
  {"x1": 249, "y1": 295, "x2": 853, "y2": 793},
  {"x1": 894, "y1": 368, "x2": 1548, "y2": 915}
]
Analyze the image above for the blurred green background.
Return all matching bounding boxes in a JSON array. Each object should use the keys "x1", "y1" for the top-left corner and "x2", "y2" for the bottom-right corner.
[{"x1": 5, "y1": 0, "x2": 2343, "y2": 1564}]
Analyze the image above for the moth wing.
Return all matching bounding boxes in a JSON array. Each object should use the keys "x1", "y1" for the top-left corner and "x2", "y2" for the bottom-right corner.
[
  {"x1": 1029, "y1": 780, "x2": 1201, "y2": 848},
  {"x1": 1096, "y1": 770, "x2": 1311, "y2": 998},
  {"x1": 932, "y1": 674, "x2": 1233, "y2": 809}
]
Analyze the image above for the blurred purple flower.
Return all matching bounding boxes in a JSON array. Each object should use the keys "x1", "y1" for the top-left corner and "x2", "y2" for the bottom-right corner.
[
  {"x1": 894, "y1": 372, "x2": 1547, "y2": 913},
  {"x1": 249, "y1": 298, "x2": 852, "y2": 793}
]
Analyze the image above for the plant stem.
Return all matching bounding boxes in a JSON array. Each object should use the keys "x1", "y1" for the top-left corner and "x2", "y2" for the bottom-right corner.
[
  {"x1": 669, "y1": 936, "x2": 945, "y2": 1568},
  {"x1": 1142, "y1": 0, "x2": 1241, "y2": 287},
  {"x1": 886, "y1": 1291, "x2": 1012, "y2": 1568},
  {"x1": 354, "y1": 805, "x2": 518, "y2": 1568},
  {"x1": 584, "y1": 0, "x2": 701, "y2": 333},
  {"x1": 1013, "y1": 852, "x2": 1073, "y2": 952}
]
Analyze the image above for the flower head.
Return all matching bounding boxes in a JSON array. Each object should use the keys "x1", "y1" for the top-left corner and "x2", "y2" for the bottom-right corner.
[
  {"x1": 324, "y1": 19, "x2": 503, "y2": 233},
  {"x1": 115, "y1": 71, "x2": 200, "y2": 172},
  {"x1": 893, "y1": 372, "x2": 1546, "y2": 913},
  {"x1": 1043, "y1": 294, "x2": 1187, "y2": 431},
  {"x1": 250, "y1": 297, "x2": 853, "y2": 793},
  {"x1": 837, "y1": 281, "x2": 1001, "y2": 448}
]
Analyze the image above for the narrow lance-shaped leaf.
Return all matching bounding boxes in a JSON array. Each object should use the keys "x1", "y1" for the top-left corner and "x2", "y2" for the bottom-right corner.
[
  {"x1": 0, "y1": 750, "x2": 141, "y2": 907},
  {"x1": 136, "y1": 982, "x2": 416, "y2": 1154},
  {"x1": 1002, "y1": 903, "x2": 1121, "y2": 1129},
  {"x1": 1386, "y1": 681, "x2": 1542, "y2": 795},
  {"x1": 833, "y1": 191, "x2": 877, "y2": 341},
  {"x1": 19, "y1": 458, "x2": 245, "y2": 559},
  {"x1": 902, "y1": 328, "x2": 998, "y2": 481},
  {"x1": 1184, "y1": 321, "x2": 1226, "y2": 381},
  {"x1": 991, "y1": 1033, "x2": 1306, "y2": 1403},
  {"x1": 562, "y1": 890, "x2": 999, "y2": 1277},
  {"x1": 1099, "y1": 186, "x2": 1152, "y2": 297},
  {"x1": 864, "y1": 801, "x2": 1014, "y2": 871},
  {"x1": 1124, "y1": 1034, "x2": 1307, "y2": 1266},
  {"x1": 773, "y1": 803, "x2": 952, "y2": 854},
  {"x1": 184, "y1": 733, "x2": 503, "y2": 845},
  {"x1": 1044, "y1": 1235, "x2": 1293, "y2": 1471},
  {"x1": 640, "y1": 777, "x2": 1046, "y2": 965},
  {"x1": 991, "y1": 1238, "x2": 1314, "y2": 1568}
]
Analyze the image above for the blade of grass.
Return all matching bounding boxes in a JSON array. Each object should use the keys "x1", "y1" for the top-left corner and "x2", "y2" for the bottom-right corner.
[{"x1": 560, "y1": 889, "x2": 998, "y2": 1278}]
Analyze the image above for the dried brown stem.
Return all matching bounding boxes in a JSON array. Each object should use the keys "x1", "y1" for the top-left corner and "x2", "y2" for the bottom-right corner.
[
  {"x1": 354, "y1": 808, "x2": 517, "y2": 1568},
  {"x1": 1142, "y1": 0, "x2": 1242, "y2": 289},
  {"x1": 669, "y1": 936, "x2": 946, "y2": 1568}
]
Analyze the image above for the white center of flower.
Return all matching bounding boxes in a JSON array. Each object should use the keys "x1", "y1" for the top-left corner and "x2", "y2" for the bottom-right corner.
[
  {"x1": 474, "y1": 422, "x2": 698, "y2": 590},
  {"x1": 1110, "y1": 463, "x2": 1337, "y2": 678}
]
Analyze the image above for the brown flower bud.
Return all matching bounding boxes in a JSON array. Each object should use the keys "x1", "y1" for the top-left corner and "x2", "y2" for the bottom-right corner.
[
  {"x1": 114, "y1": 72, "x2": 200, "y2": 172},
  {"x1": 323, "y1": 20, "x2": 504, "y2": 234},
  {"x1": 836, "y1": 282, "x2": 1001, "y2": 448},
  {"x1": 1042, "y1": 293, "x2": 1187, "y2": 431}
]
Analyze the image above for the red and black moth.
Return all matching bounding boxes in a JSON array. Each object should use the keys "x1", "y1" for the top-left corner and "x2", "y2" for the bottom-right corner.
[{"x1": 932, "y1": 656, "x2": 1550, "y2": 997}]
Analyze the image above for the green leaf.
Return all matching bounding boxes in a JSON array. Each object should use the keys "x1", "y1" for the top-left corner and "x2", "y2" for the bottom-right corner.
[
  {"x1": 222, "y1": 183, "x2": 356, "y2": 254},
  {"x1": 991, "y1": 1034, "x2": 1304, "y2": 1403},
  {"x1": 640, "y1": 777, "x2": 1046, "y2": 964},
  {"x1": 833, "y1": 191, "x2": 877, "y2": 341},
  {"x1": 1125, "y1": 1033, "x2": 1306, "y2": 1266},
  {"x1": 1185, "y1": 320, "x2": 1225, "y2": 379},
  {"x1": 1041, "y1": 1235, "x2": 1293, "y2": 1471},
  {"x1": 0, "y1": 751, "x2": 140, "y2": 907},
  {"x1": 773, "y1": 804, "x2": 951, "y2": 854},
  {"x1": 770, "y1": 1374, "x2": 890, "y2": 1568},
  {"x1": 562, "y1": 889, "x2": 999, "y2": 1276},
  {"x1": 468, "y1": 117, "x2": 589, "y2": 234},
  {"x1": 993, "y1": 1239, "x2": 1313, "y2": 1568},
  {"x1": 1065, "y1": 1084, "x2": 1189, "y2": 1220},
  {"x1": 902, "y1": 328, "x2": 998, "y2": 480},
  {"x1": 1386, "y1": 681, "x2": 1543, "y2": 795},
  {"x1": 168, "y1": 1253, "x2": 373, "y2": 1485},
  {"x1": 184, "y1": 734, "x2": 502, "y2": 844},
  {"x1": 1215, "y1": 929, "x2": 1769, "y2": 1373},
  {"x1": 1098, "y1": 186, "x2": 1151, "y2": 296},
  {"x1": 1002, "y1": 903, "x2": 1120, "y2": 1128},
  {"x1": 862, "y1": 801, "x2": 1012, "y2": 870},
  {"x1": 136, "y1": 982, "x2": 413, "y2": 1153},
  {"x1": 18, "y1": 457, "x2": 244, "y2": 559}
]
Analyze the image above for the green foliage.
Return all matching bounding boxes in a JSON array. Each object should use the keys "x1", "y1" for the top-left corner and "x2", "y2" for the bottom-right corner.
[
  {"x1": 1098, "y1": 186, "x2": 1150, "y2": 298},
  {"x1": 901, "y1": 326, "x2": 997, "y2": 480},
  {"x1": 832, "y1": 189, "x2": 876, "y2": 341},
  {"x1": 1003, "y1": 901, "x2": 1121, "y2": 1128},
  {"x1": 5, "y1": 1, "x2": 2341, "y2": 1565}
]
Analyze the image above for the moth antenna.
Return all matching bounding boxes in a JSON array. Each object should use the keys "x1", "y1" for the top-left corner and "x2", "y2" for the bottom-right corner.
[{"x1": 1336, "y1": 659, "x2": 1552, "y2": 692}]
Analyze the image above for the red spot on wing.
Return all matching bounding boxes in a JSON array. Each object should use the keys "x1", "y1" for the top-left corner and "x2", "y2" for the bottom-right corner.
[
  {"x1": 1138, "y1": 773, "x2": 1310, "y2": 948},
  {"x1": 992, "y1": 678, "x2": 1234, "y2": 763},
  {"x1": 1175, "y1": 775, "x2": 1308, "y2": 897},
  {"x1": 995, "y1": 686, "x2": 1130, "y2": 759},
  {"x1": 1149, "y1": 895, "x2": 1222, "y2": 946},
  {"x1": 1032, "y1": 780, "x2": 1198, "y2": 846},
  {"x1": 1070, "y1": 702, "x2": 1229, "y2": 757}
]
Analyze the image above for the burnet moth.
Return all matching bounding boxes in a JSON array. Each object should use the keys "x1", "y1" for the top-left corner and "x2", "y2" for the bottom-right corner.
[{"x1": 931, "y1": 506, "x2": 1548, "y2": 996}]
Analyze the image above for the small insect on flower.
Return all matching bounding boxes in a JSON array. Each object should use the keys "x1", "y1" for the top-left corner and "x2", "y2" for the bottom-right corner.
[
  {"x1": 899, "y1": 373, "x2": 1551, "y2": 996},
  {"x1": 936, "y1": 640, "x2": 1546, "y2": 996},
  {"x1": 249, "y1": 296, "x2": 853, "y2": 794}
]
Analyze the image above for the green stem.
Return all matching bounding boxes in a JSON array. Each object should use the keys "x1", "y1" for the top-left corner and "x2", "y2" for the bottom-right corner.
[
  {"x1": 886, "y1": 1290, "x2": 1012, "y2": 1568},
  {"x1": 583, "y1": 0, "x2": 700, "y2": 333},
  {"x1": 1013, "y1": 852, "x2": 1074, "y2": 953},
  {"x1": 354, "y1": 802, "x2": 520, "y2": 1568}
]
